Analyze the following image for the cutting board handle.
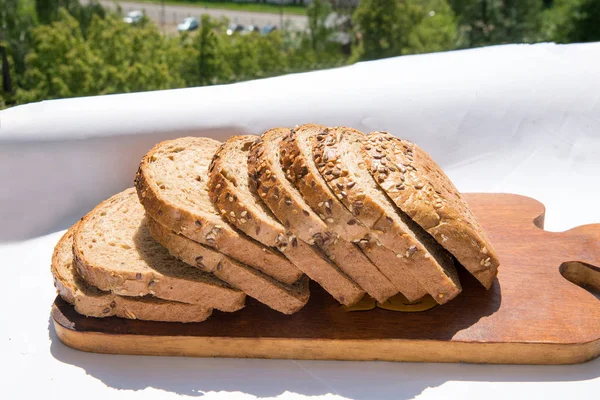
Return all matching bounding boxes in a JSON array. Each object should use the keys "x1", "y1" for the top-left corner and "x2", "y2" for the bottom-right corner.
[
  {"x1": 555, "y1": 223, "x2": 600, "y2": 300},
  {"x1": 560, "y1": 261, "x2": 600, "y2": 300}
]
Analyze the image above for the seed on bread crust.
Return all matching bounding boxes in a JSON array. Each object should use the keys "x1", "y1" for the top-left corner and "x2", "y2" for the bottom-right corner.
[
  {"x1": 312, "y1": 126, "x2": 461, "y2": 304},
  {"x1": 362, "y1": 131, "x2": 499, "y2": 289}
]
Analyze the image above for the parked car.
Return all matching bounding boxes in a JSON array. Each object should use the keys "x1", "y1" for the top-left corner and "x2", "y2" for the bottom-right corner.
[
  {"x1": 260, "y1": 25, "x2": 277, "y2": 36},
  {"x1": 123, "y1": 10, "x2": 143, "y2": 24},
  {"x1": 226, "y1": 24, "x2": 245, "y2": 36},
  {"x1": 178, "y1": 17, "x2": 199, "y2": 32}
]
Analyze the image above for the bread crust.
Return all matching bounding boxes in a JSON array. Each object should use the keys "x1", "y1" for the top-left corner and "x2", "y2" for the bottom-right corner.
[
  {"x1": 208, "y1": 136, "x2": 286, "y2": 248},
  {"x1": 248, "y1": 128, "x2": 398, "y2": 303},
  {"x1": 363, "y1": 132, "x2": 499, "y2": 288},
  {"x1": 72, "y1": 188, "x2": 246, "y2": 312},
  {"x1": 208, "y1": 135, "x2": 365, "y2": 306},
  {"x1": 149, "y1": 217, "x2": 310, "y2": 314},
  {"x1": 135, "y1": 137, "x2": 301, "y2": 285},
  {"x1": 280, "y1": 124, "x2": 427, "y2": 301},
  {"x1": 281, "y1": 124, "x2": 372, "y2": 240},
  {"x1": 312, "y1": 127, "x2": 462, "y2": 304},
  {"x1": 52, "y1": 224, "x2": 213, "y2": 322}
]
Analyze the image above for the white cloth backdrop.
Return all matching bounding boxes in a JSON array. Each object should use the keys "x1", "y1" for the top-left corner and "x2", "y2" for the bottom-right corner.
[{"x1": 0, "y1": 42, "x2": 599, "y2": 399}]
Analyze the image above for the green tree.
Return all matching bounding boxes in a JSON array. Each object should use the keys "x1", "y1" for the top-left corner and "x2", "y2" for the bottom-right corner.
[
  {"x1": 222, "y1": 33, "x2": 261, "y2": 82},
  {"x1": 567, "y1": 0, "x2": 600, "y2": 42},
  {"x1": 16, "y1": 9, "x2": 184, "y2": 103},
  {"x1": 184, "y1": 17, "x2": 291, "y2": 86},
  {"x1": 36, "y1": 0, "x2": 73, "y2": 24},
  {"x1": 284, "y1": 34, "x2": 319, "y2": 71},
  {"x1": 353, "y1": 0, "x2": 456, "y2": 60},
  {"x1": 254, "y1": 32, "x2": 288, "y2": 78},
  {"x1": 540, "y1": 0, "x2": 578, "y2": 42},
  {"x1": 35, "y1": 0, "x2": 105, "y2": 35},
  {"x1": 307, "y1": 0, "x2": 333, "y2": 53},
  {"x1": 16, "y1": 9, "x2": 101, "y2": 103},
  {"x1": 191, "y1": 15, "x2": 231, "y2": 85},
  {"x1": 281, "y1": 28, "x2": 346, "y2": 72},
  {"x1": 86, "y1": 13, "x2": 185, "y2": 93},
  {"x1": 399, "y1": 0, "x2": 457, "y2": 55},
  {"x1": 353, "y1": 0, "x2": 402, "y2": 60},
  {"x1": 0, "y1": 0, "x2": 36, "y2": 93},
  {"x1": 450, "y1": 0, "x2": 544, "y2": 47}
]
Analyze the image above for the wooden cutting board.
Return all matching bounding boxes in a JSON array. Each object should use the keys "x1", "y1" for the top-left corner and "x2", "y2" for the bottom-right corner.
[{"x1": 52, "y1": 193, "x2": 600, "y2": 364}]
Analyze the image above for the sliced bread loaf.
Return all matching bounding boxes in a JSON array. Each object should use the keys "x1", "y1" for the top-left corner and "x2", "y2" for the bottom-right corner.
[
  {"x1": 53, "y1": 224, "x2": 212, "y2": 322},
  {"x1": 363, "y1": 132, "x2": 499, "y2": 288},
  {"x1": 72, "y1": 188, "x2": 246, "y2": 312},
  {"x1": 135, "y1": 137, "x2": 301, "y2": 285},
  {"x1": 280, "y1": 124, "x2": 427, "y2": 301},
  {"x1": 148, "y1": 217, "x2": 310, "y2": 314},
  {"x1": 281, "y1": 124, "x2": 372, "y2": 240},
  {"x1": 208, "y1": 135, "x2": 364, "y2": 306},
  {"x1": 248, "y1": 128, "x2": 399, "y2": 303},
  {"x1": 312, "y1": 127, "x2": 462, "y2": 304}
]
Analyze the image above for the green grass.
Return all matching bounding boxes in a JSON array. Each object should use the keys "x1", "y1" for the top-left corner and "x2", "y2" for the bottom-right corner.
[{"x1": 131, "y1": 0, "x2": 308, "y2": 16}]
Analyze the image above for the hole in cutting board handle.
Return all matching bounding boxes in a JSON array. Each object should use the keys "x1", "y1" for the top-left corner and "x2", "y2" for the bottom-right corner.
[{"x1": 560, "y1": 261, "x2": 600, "y2": 300}]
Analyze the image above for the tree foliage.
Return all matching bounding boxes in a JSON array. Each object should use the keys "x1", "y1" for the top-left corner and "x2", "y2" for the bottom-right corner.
[
  {"x1": 16, "y1": 10, "x2": 185, "y2": 103},
  {"x1": 253, "y1": 32, "x2": 289, "y2": 78},
  {"x1": 353, "y1": 0, "x2": 457, "y2": 60},
  {"x1": 450, "y1": 0, "x2": 543, "y2": 47},
  {"x1": 399, "y1": 0, "x2": 458, "y2": 55},
  {"x1": 35, "y1": 0, "x2": 105, "y2": 35},
  {"x1": 542, "y1": 0, "x2": 600, "y2": 43},
  {"x1": 353, "y1": 0, "x2": 402, "y2": 60},
  {"x1": 1, "y1": 0, "x2": 36, "y2": 83},
  {"x1": 307, "y1": 0, "x2": 334, "y2": 53},
  {"x1": 568, "y1": 0, "x2": 600, "y2": 42},
  {"x1": 192, "y1": 15, "x2": 230, "y2": 85},
  {"x1": 1, "y1": 0, "x2": 599, "y2": 108}
]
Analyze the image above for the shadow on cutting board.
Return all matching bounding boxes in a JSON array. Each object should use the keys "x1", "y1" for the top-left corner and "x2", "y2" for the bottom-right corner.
[{"x1": 48, "y1": 314, "x2": 599, "y2": 400}]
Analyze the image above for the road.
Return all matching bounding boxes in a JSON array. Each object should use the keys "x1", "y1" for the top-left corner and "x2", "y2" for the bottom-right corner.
[{"x1": 93, "y1": 0, "x2": 308, "y2": 30}]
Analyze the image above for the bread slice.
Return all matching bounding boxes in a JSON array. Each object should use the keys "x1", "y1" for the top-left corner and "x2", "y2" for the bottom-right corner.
[
  {"x1": 281, "y1": 124, "x2": 372, "y2": 240},
  {"x1": 363, "y1": 132, "x2": 499, "y2": 288},
  {"x1": 249, "y1": 128, "x2": 399, "y2": 303},
  {"x1": 148, "y1": 217, "x2": 310, "y2": 314},
  {"x1": 280, "y1": 124, "x2": 427, "y2": 301},
  {"x1": 312, "y1": 126, "x2": 462, "y2": 304},
  {"x1": 72, "y1": 188, "x2": 246, "y2": 312},
  {"x1": 135, "y1": 137, "x2": 301, "y2": 285},
  {"x1": 208, "y1": 135, "x2": 364, "y2": 306},
  {"x1": 53, "y1": 224, "x2": 212, "y2": 322}
]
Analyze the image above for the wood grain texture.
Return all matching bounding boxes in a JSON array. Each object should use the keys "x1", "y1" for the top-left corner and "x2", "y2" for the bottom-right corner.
[{"x1": 52, "y1": 194, "x2": 600, "y2": 364}]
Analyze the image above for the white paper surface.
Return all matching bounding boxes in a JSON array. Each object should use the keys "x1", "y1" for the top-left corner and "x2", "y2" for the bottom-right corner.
[{"x1": 1, "y1": 42, "x2": 599, "y2": 399}]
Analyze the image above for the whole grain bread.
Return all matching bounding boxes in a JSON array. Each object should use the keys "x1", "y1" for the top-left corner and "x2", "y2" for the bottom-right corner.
[
  {"x1": 281, "y1": 124, "x2": 371, "y2": 240},
  {"x1": 248, "y1": 128, "x2": 399, "y2": 303},
  {"x1": 72, "y1": 188, "x2": 246, "y2": 312},
  {"x1": 363, "y1": 132, "x2": 499, "y2": 288},
  {"x1": 52, "y1": 224, "x2": 213, "y2": 322},
  {"x1": 135, "y1": 137, "x2": 301, "y2": 285},
  {"x1": 312, "y1": 127, "x2": 462, "y2": 304},
  {"x1": 208, "y1": 136, "x2": 288, "y2": 248},
  {"x1": 148, "y1": 217, "x2": 310, "y2": 314},
  {"x1": 208, "y1": 135, "x2": 365, "y2": 306},
  {"x1": 280, "y1": 124, "x2": 427, "y2": 301}
]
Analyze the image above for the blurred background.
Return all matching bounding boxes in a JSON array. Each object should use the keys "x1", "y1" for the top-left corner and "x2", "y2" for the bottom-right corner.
[{"x1": 0, "y1": 0, "x2": 598, "y2": 109}]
